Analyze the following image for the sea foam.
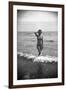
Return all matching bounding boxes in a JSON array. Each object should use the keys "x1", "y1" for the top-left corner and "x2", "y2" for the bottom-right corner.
[{"x1": 17, "y1": 52, "x2": 57, "y2": 63}]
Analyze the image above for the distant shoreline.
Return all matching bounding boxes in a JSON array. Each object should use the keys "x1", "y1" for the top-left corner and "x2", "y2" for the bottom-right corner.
[{"x1": 17, "y1": 31, "x2": 58, "y2": 33}]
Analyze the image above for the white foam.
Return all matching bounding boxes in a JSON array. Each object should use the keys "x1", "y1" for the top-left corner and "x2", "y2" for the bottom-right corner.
[
  {"x1": 17, "y1": 52, "x2": 58, "y2": 62},
  {"x1": 33, "y1": 56, "x2": 57, "y2": 62},
  {"x1": 27, "y1": 55, "x2": 36, "y2": 59},
  {"x1": 17, "y1": 52, "x2": 24, "y2": 56},
  {"x1": 17, "y1": 52, "x2": 36, "y2": 59}
]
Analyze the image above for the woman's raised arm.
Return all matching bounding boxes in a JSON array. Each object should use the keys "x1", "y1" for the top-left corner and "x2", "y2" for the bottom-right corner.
[{"x1": 34, "y1": 32, "x2": 38, "y2": 37}]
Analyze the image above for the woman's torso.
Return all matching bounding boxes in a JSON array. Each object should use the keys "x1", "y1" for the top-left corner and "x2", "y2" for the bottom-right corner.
[{"x1": 37, "y1": 34, "x2": 43, "y2": 45}]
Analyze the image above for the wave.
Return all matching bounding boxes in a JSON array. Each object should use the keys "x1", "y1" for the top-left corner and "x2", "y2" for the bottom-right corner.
[{"x1": 17, "y1": 52, "x2": 58, "y2": 63}]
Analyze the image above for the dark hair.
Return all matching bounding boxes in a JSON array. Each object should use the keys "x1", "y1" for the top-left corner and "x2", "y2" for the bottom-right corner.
[{"x1": 38, "y1": 29, "x2": 42, "y2": 35}]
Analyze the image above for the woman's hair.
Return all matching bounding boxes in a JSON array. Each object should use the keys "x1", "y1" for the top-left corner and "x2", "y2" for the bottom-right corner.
[{"x1": 38, "y1": 29, "x2": 42, "y2": 35}]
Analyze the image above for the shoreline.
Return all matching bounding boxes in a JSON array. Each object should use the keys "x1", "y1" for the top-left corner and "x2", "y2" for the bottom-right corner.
[{"x1": 17, "y1": 52, "x2": 58, "y2": 63}]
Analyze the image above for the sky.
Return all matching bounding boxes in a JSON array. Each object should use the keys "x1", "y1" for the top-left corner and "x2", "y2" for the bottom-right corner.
[{"x1": 17, "y1": 10, "x2": 58, "y2": 32}]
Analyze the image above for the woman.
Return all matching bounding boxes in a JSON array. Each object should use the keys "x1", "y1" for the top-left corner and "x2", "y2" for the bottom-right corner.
[{"x1": 34, "y1": 29, "x2": 43, "y2": 56}]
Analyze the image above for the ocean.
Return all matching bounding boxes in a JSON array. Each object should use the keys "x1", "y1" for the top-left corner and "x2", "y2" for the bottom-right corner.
[{"x1": 17, "y1": 31, "x2": 58, "y2": 57}]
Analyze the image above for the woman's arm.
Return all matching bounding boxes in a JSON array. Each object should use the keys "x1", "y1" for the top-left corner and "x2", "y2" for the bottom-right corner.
[{"x1": 34, "y1": 32, "x2": 38, "y2": 37}]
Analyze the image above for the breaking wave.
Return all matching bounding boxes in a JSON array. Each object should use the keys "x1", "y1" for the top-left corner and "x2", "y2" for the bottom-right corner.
[{"x1": 17, "y1": 52, "x2": 58, "y2": 63}]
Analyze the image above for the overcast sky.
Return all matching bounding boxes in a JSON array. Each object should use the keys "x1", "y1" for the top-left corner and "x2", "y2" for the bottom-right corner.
[{"x1": 17, "y1": 10, "x2": 58, "y2": 32}]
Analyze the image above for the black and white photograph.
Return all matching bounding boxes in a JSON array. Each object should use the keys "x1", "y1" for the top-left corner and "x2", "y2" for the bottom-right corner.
[
  {"x1": 17, "y1": 10, "x2": 58, "y2": 80},
  {"x1": 9, "y1": 2, "x2": 64, "y2": 88}
]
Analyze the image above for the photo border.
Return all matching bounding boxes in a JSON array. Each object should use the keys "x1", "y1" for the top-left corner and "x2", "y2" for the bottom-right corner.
[{"x1": 9, "y1": 1, "x2": 64, "y2": 88}]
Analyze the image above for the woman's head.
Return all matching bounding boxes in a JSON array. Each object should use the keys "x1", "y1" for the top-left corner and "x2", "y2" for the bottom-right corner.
[{"x1": 38, "y1": 29, "x2": 42, "y2": 35}]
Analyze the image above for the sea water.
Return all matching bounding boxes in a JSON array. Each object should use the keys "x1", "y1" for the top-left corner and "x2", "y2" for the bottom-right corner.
[{"x1": 17, "y1": 31, "x2": 58, "y2": 57}]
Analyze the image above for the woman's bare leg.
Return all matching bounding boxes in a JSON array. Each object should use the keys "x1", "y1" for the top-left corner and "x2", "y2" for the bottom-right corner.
[
  {"x1": 38, "y1": 51, "x2": 41, "y2": 56},
  {"x1": 38, "y1": 46, "x2": 41, "y2": 56}
]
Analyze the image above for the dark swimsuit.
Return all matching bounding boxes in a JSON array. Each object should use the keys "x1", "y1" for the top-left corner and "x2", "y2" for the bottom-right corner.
[{"x1": 37, "y1": 34, "x2": 43, "y2": 50}]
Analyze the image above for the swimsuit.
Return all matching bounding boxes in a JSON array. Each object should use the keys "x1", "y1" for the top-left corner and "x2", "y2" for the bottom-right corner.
[{"x1": 37, "y1": 34, "x2": 43, "y2": 50}]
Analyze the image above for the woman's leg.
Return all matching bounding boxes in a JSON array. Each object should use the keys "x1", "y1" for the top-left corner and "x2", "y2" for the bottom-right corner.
[
  {"x1": 39, "y1": 47, "x2": 43, "y2": 56},
  {"x1": 37, "y1": 46, "x2": 41, "y2": 56},
  {"x1": 38, "y1": 50, "x2": 40, "y2": 56}
]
